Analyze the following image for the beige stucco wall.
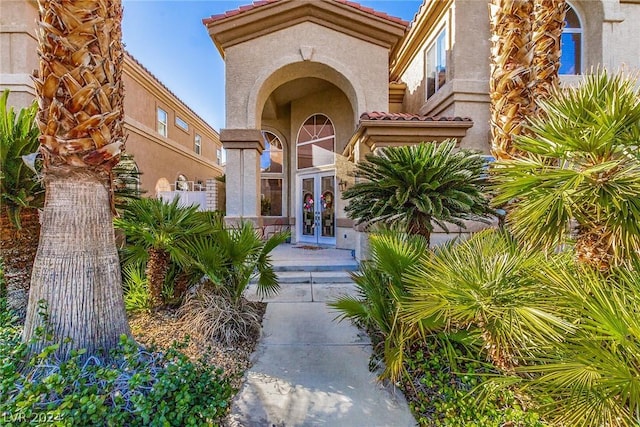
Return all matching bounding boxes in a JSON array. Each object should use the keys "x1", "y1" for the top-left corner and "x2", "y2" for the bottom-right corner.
[
  {"x1": 122, "y1": 60, "x2": 223, "y2": 195},
  {"x1": 0, "y1": 0, "x2": 38, "y2": 108},
  {"x1": 224, "y1": 21, "x2": 390, "y2": 129},
  {"x1": 399, "y1": 0, "x2": 491, "y2": 153}
]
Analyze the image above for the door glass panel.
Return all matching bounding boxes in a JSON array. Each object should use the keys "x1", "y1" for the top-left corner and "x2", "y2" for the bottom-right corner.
[
  {"x1": 302, "y1": 178, "x2": 315, "y2": 237},
  {"x1": 320, "y1": 176, "x2": 335, "y2": 238}
]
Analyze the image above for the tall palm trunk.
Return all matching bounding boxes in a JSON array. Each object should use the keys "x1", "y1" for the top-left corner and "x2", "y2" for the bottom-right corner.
[
  {"x1": 489, "y1": 0, "x2": 535, "y2": 161},
  {"x1": 531, "y1": 0, "x2": 567, "y2": 104},
  {"x1": 0, "y1": 208, "x2": 40, "y2": 319},
  {"x1": 24, "y1": 0, "x2": 130, "y2": 358}
]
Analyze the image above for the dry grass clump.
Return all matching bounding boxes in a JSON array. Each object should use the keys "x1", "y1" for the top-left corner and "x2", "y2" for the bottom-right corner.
[{"x1": 179, "y1": 285, "x2": 263, "y2": 347}]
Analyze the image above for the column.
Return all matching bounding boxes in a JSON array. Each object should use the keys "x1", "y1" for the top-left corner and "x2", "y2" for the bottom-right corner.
[{"x1": 220, "y1": 129, "x2": 264, "y2": 225}]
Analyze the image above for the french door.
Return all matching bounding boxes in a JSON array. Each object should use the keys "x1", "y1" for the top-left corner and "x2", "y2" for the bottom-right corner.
[{"x1": 298, "y1": 172, "x2": 336, "y2": 246}]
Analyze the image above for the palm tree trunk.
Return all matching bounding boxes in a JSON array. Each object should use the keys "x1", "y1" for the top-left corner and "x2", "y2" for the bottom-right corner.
[
  {"x1": 146, "y1": 248, "x2": 171, "y2": 308},
  {"x1": 489, "y1": 0, "x2": 535, "y2": 161},
  {"x1": 23, "y1": 173, "x2": 130, "y2": 358},
  {"x1": 0, "y1": 208, "x2": 40, "y2": 319},
  {"x1": 24, "y1": 0, "x2": 129, "y2": 358},
  {"x1": 532, "y1": 0, "x2": 567, "y2": 104},
  {"x1": 575, "y1": 225, "x2": 612, "y2": 271}
]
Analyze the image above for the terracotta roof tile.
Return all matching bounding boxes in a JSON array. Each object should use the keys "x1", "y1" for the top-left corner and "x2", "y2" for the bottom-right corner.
[
  {"x1": 203, "y1": 0, "x2": 408, "y2": 26},
  {"x1": 360, "y1": 112, "x2": 472, "y2": 122}
]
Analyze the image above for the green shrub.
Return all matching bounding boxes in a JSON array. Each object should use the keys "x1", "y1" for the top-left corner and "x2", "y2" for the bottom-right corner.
[
  {"x1": 0, "y1": 333, "x2": 233, "y2": 426},
  {"x1": 403, "y1": 338, "x2": 545, "y2": 427},
  {"x1": 121, "y1": 264, "x2": 151, "y2": 314}
]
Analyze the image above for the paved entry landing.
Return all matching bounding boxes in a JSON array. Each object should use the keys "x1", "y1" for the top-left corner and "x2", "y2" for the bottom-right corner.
[{"x1": 230, "y1": 245, "x2": 416, "y2": 427}]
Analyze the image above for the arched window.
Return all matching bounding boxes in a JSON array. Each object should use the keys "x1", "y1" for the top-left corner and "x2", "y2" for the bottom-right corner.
[
  {"x1": 176, "y1": 174, "x2": 189, "y2": 191},
  {"x1": 296, "y1": 114, "x2": 335, "y2": 169},
  {"x1": 260, "y1": 131, "x2": 284, "y2": 216},
  {"x1": 560, "y1": 4, "x2": 583, "y2": 75}
]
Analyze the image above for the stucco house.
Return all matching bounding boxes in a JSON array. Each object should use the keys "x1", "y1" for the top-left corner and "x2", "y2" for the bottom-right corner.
[
  {"x1": 0, "y1": 0, "x2": 224, "y2": 199},
  {"x1": 203, "y1": 0, "x2": 640, "y2": 254}
]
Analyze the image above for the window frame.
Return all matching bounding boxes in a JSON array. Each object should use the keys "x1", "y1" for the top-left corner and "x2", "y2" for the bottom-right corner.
[
  {"x1": 559, "y1": 3, "x2": 583, "y2": 76},
  {"x1": 157, "y1": 107, "x2": 168, "y2": 137},
  {"x1": 260, "y1": 130, "x2": 286, "y2": 217},
  {"x1": 295, "y1": 114, "x2": 335, "y2": 170},
  {"x1": 424, "y1": 26, "x2": 447, "y2": 100},
  {"x1": 194, "y1": 134, "x2": 202, "y2": 155},
  {"x1": 175, "y1": 116, "x2": 189, "y2": 132}
]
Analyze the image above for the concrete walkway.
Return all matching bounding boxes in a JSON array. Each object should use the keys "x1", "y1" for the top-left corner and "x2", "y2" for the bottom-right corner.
[{"x1": 229, "y1": 245, "x2": 416, "y2": 427}]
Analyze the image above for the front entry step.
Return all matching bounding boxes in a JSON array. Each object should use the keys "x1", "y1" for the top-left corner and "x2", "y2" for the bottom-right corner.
[{"x1": 250, "y1": 271, "x2": 354, "y2": 285}]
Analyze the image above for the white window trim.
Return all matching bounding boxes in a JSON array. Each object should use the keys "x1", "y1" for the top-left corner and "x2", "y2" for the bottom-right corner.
[
  {"x1": 560, "y1": 2, "x2": 584, "y2": 75},
  {"x1": 424, "y1": 26, "x2": 447, "y2": 101},
  {"x1": 194, "y1": 134, "x2": 202, "y2": 155},
  {"x1": 157, "y1": 107, "x2": 168, "y2": 137},
  {"x1": 175, "y1": 116, "x2": 189, "y2": 132}
]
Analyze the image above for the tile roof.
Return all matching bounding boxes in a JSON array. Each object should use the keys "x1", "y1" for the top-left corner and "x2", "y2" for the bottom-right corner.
[
  {"x1": 203, "y1": 0, "x2": 408, "y2": 26},
  {"x1": 361, "y1": 112, "x2": 472, "y2": 122}
]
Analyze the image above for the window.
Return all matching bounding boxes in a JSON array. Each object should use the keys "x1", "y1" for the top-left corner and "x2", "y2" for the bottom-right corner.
[
  {"x1": 260, "y1": 132, "x2": 283, "y2": 173},
  {"x1": 216, "y1": 148, "x2": 222, "y2": 165},
  {"x1": 425, "y1": 28, "x2": 447, "y2": 100},
  {"x1": 176, "y1": 116, "x2": 189, "y2": 131},
  {"x1": 560, "y1": 4, "x2": 582, "y2": 75},
  {"x1": 194, "y1": 134, "x2": 202, "y2": 155},
  {"x1": 260, "y1": 131, "x2": 285, "y2": 216},
  {"x1": 157, "y1": 108, "x2": 168, "y2": 137},
  {"x1": 296, "y1": 114, "x2": 335, "y2": 169},
  {"x1": 176, "y1": 174, "x2": 189, "y2": 191}
]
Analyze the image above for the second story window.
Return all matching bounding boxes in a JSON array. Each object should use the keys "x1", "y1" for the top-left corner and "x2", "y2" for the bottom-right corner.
[
  {"x1": 425, "y1": 28, "x2": 447, "y2": 100},
  {"x1": 216, "y1": 148, "x2": 222, "y2": 165},
  {"x1": 176, "y1": 116, "x2": 189, "y2": 131},
  {"x1": 194, "y1": 134, "x2": 202, "y2": 155},
  {"x1": 157, "y1": 108, "x2": 168, "y2": 137}
]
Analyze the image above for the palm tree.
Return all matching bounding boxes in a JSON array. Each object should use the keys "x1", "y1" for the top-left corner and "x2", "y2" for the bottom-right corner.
[
  {"x1": 491, "y1": 71, "x2": 640, "y2": 270},
  {"x1": 401, "y1": 230, "x2": 573, "y2": 373},
  {"x1": 23, "y1": 0, "x2": 130, "y2": 358},
  {"x1": 329, "y1": 231, "x2": 428, "y2": 380},
  {"x1": 531, "y1": 0, "x2": 567, "y2": 103},
  {"x1": 342, "y1": 141, "x2": 492, "y2": 246},
  {"x1": 521, "y1": 259, "x2": 640, "y2": 426},
  {"x1": 489, "y1": 0, "x2": 535, "y2": 161},
  {"x1": 0, "y1": 90, "x2": 43, "y2": 317},
  {"x1": 184, "y1": 217, "x2": 290, "y2": 304},
  {"x1": 114, "y1": 197, "x2": 214, "y2": 308}
]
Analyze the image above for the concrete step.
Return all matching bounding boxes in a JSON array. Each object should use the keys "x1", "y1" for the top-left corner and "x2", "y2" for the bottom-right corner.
[
  {"x1": 252, "y1": 270, "x2": 355, "y2": 285},
  {"x1": 272, "y1": 262, "x2": 359, "y2": 272}
]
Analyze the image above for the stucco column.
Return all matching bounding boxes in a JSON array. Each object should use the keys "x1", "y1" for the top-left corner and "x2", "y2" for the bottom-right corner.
[{"x1": 220, "y1": 129, "x2": 264, "y2": 224}]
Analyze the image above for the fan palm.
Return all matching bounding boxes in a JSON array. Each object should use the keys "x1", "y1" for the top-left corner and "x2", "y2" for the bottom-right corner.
[
  {"x1": 531, "y1": 0, "x2": 567, "y2": 102},
  {"x1": 329, "y1": 231, "x2": 428, "y2": 380},
  {"x1": 520, "y1": 260, "x2": 640, "y2": 426},
  {"x1": 24, "y1": 0, "x2": 130, "y2": 358},
  {"x1": 343, "y1": 141, "x2": 492, "y2": 246},
  {"x1": 401, "y1": 229, "x2": 574, "y2": 372},
  {"x1": 0, "y1": 90, "x2": 43, "y2": 316},
  {"x1": 184, "y1": 217, "x2": 289, "y2": 305},
  {"x1": 491, "y1": 71, "x2": 640, "y2": 270},
  {"x1": 114, "y1": 197, "x2": 213, "y2": 308}
]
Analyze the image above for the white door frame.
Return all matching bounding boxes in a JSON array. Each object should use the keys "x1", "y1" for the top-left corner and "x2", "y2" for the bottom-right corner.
[{"x1": 297, "y1": 169, "x2": 336, "y2": 246}]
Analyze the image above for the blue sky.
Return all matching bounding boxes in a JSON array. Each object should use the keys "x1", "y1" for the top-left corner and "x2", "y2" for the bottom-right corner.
[{"x1": 121, "y1": 1, "x2": 423, "y2": 131}]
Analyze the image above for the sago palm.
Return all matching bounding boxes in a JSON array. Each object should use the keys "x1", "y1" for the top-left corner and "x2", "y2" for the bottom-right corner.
[
  {"x1": 0, "y1": 90, "x2": 43, "y2": 317},
  {"x1": 114, "y1": 197, "x2": 213, "y2": 308},
  {"x1": 520, "y1": 259, "x2": 640, "y2": 426},
  {"x1": 492, "y1": 71, "x2": 640, "y2": 270},
  {"x1": 343, "y1": 141, "x2": 492, "y2": 246},
  {"x1": 401, "y1": 229, "x2": 573, "y2": 372},
  {"x1": 24, "y1": 0, "x2": 131, "y2": 358},
  {"x1": 329, "y1": 231, "x2": 430, "y2": 380}
]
